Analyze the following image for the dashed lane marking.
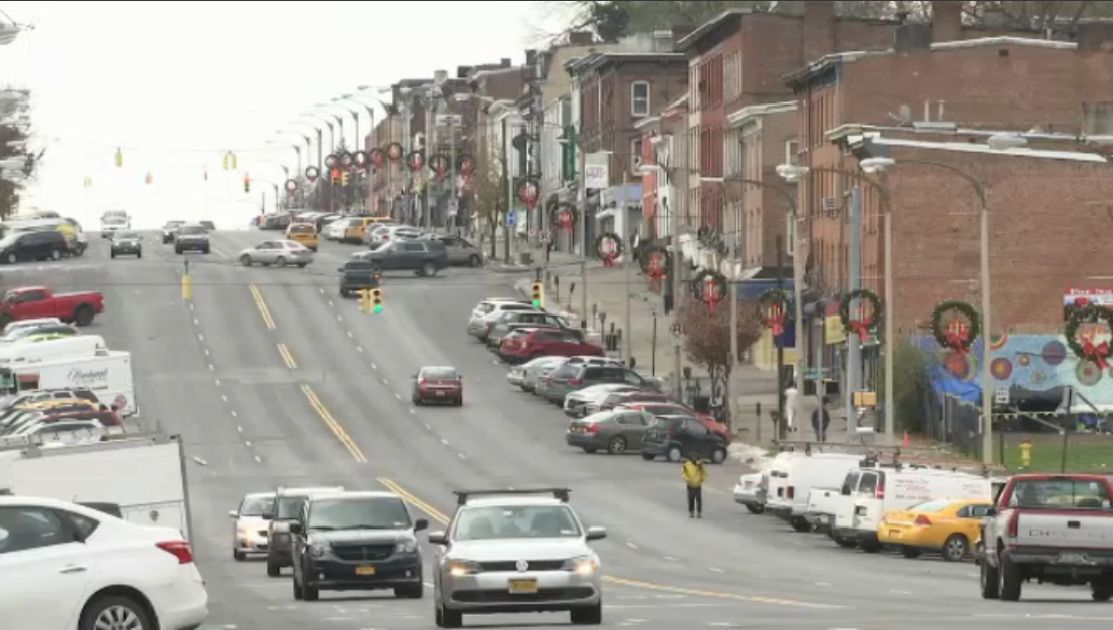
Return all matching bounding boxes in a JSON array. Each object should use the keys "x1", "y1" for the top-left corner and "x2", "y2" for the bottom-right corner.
[{"x1": 221, "y1": 395, "x2": 228, "y2": 403}]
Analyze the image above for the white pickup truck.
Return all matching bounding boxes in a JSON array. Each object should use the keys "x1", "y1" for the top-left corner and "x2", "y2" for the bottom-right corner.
[{"x1": 980, "y1": 473, "x2": 1113, "y2": 602}]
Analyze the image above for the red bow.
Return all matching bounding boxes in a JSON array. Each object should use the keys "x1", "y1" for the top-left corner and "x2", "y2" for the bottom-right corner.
[
  {"x1": 769, "y1": 316, "x2": 785, "y2": 337},
  {"x1": 850, "y1": 320, "x2": 871, "y2": 342},
  {"x1": 945, "y1": 330, "x2": 970, "y2": 354},
  {"x1": 1083, "y1": 339, "x2": 1111, "y2": 370}
]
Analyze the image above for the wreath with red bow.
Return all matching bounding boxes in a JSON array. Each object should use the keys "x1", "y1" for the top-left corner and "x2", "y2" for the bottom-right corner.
[
  {"x1": 1065, "y1": 303, "x2": 1113, "y2": 370},
  {"x1": 840, "y1": 289, "x2": 883, "y2": 343},
  {"x1": 757, "y1": 289, "x2": 791, "y2": 337},
  {"x1": 931, "y1": 299, "x2": 980, "y2": 355}
]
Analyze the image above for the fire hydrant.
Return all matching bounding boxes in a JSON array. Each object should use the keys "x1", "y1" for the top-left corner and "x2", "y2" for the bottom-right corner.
[{"x1": 1019, "y1": 437, "x2": 1032, "y2": 468}]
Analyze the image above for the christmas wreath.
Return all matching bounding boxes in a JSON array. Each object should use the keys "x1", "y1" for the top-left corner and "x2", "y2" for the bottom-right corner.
[
  {"x1": 839, "y1": 289, "x2": 883, "y2": 342},
  {"x1": 758, "y1": 289, "x2": 791, "y2": 337},
  {"x1": 1065, "y1": 303, "x2": 1113, "y2": 369},
  {"x1": 931, "y1": 299, "x2": 980, "y2": 355},
  {"x1": 550, "y1": 203, "x2": 577, "y2": 232},
  {"x1": 691, "y1": 270, "x2": 727, "y2": 309},
  {"x1": 594, "y1": 232, "x2": 623, "y2": 266},
  {"x1": 639, "y1": 244, "x2": 670, "y2": 280}
]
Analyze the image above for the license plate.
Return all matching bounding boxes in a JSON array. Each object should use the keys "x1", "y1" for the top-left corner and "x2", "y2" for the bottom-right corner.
[
  {"x1": 508, "y1": 578, "x2": 538, "y2": 594},
  {"x1": 355, "y1": 566, "x2": 377, "y2": 576},
  {"x1": 436, "y1": 391, "x2": 445, "y2": 397},
  {"x1": 1057, "y1": 553, "x2": 1091, "y2": 565}
]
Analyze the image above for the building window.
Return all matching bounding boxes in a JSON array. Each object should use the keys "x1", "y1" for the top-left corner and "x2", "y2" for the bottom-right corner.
[
  {"x1": 631, "y1": 138, "x2": 643, "y2": 174},
  {"x1": 785, "y1": 140, "x2": 799, "y2": 166},
  {"x1": 631, "y1": 81, "x2": 650, "y2": 117}
]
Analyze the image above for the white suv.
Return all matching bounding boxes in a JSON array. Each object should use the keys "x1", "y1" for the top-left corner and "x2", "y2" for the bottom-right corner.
[{"x1": 429, "y1": 488, "x2": 606, "y2": 628}]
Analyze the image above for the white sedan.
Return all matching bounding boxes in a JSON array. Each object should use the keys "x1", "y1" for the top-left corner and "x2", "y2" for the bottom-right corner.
[
  {"x1": 238, "y1": 239, "x2": 314, "y2": 267},
  {"x1": 0, "y1": 495, "x2": 208, "y2": 630}
]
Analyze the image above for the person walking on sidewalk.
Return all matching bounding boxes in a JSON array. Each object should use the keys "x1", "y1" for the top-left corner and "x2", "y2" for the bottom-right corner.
[
  {"x1": 681, "y1": 456, "x2": 707, "y2": 518},
  {"x1": 812, "y1": 400, "x2": 831, "y2": 442}
]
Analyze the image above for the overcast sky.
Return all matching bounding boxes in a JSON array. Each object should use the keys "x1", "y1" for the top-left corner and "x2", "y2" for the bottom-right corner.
[{"x1": 0, "y1": 1, "x2": 568, "y2": 228}]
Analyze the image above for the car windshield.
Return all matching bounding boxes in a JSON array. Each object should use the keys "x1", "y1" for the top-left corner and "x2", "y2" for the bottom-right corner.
[
  {"x1": 1009, "y1": 479, "x2": 1113, "y2": 510},
  {"x1": 308, "y1": 497, "x2": 410, "y2": 530},
  {"x1": 165, "y1": 221, "x2": 183, "y2": 228},
  {"x1": 114, "y1": 231, "x2": 140, "y2": 240},
  {"x1": 240, "y1": 495, "x2": 274, "y2": 516},
  {"x1": 454, "y1": 505, "x2": 581, "y2": 541},
  {"x1": 907, "y1": 499, "x2": 954, "y2": 513},
  {"x1": 421, "y1": 367, "x2": 458, "y2": 380},
  {"x1": 275, "y1": 495, "x2": 308, "y2": 519},
  {"x1": 179, "y1": 225, "x2": 205, "y2": 235}
]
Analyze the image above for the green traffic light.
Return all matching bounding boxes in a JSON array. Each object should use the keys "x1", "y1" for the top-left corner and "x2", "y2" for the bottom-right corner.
[
  {"x1": 531, "y1": 299, "x2": 541, "y2": 307},
  {"x1": 373, "y1": 304, "x2": 382, "y2": 313}
]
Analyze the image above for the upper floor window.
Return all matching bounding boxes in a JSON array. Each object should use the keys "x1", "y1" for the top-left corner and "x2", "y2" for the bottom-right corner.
[{"x1": 631, "y1": 81, "x2": 650, "y2": 117}]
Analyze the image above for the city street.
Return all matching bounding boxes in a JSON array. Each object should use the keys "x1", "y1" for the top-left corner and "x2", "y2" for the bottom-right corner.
[{"x1": 3, "y1": 231, "x2": 1109, "y2": 630}]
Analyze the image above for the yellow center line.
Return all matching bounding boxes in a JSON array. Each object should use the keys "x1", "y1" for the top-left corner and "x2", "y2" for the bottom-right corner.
[
  {"x1": 300, "y1": 384, "x2": 366, "y2": 463},
  {"x1": 276, "y1": 343, "x2": 297, "y2": 369},
  {"x1": 374, "y1": 477, "x2": 844, "y2": 611},
  {"x1": 248, "y1": 284, "x2": 276, "y2": 330}
]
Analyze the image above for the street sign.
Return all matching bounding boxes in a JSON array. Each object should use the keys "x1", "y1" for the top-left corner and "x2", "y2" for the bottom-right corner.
[
  {"x1": 802, "y1": 367, "x2": 832, "y2": 380},
  {"x1": 585, "y1": 152, "x2": 609, "y2": 189},
  {"x1": 506, "y1": 211, "x2": 516, "y2": 227},
  {"x1": 436, "y1": 114, "x2": 462, "y2": 127},
  {"x1": 995, "y1": 387, "x2": 1010, "y2": 405}
]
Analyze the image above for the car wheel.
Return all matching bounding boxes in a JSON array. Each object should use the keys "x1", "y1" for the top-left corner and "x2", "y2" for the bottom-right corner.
[
  {"x1": 438, "y1": 603, "x2": 462, "y2": 628},
  {"x1": 5, "y1": 253, "x2": 15, "y2": 264},
  {"x1": 234, "y1": 548, "x2": 246, "y2": 561},
  {"x1": 394, "y1": 583, "x2": 424, "y2": 599},
  {"x1": 790, "y1": 517, "x2": 812, "y2": 533},
  {"x1": 1092, "y1": 580, "x2": 1113, "y2": 602},
  {"x1": 303, "y1": 581, "x2": 319, "y2": 601},
  {"x1": 74, "y1": 305, "x2": 95, "y2": 327},
  {"x1": 666, "y1": 446, "x2": 683, "y2": 463},
  {"x1": 901, "y1": 546, "x2": 922, "y2": 559},
  {"x1": 175, "y1": 247, "x2": 182, "y2": 254},
  {"x1": 943, "y1": 534, "x2": 968, "y2": 562},
  {"x1": 468, "y1": 254, "x2": 482, "y2": 267},
  {"x1": 267, "y1": 558, "x2": 281, "y2": 577},
  {"x1": 860, "y1": 540, "x2": 882, "y2": 553},
  {"x1": 297, "y1": 262, "x2": 307, "y2": 268},
  {"x1": 203, "y1": 246, "x2": 210, "y2": 254},
  {"x1": 340, "y1": 288, "x2": 350, "y2": 297},
  {"x1": 275, "y1": 256, "x2": 287, "y2": 268},
  {"x1": 50, "y1": 248, "x2": 61, "y2": 261},
  {"x1": 292, "y1": 574, "x2": 304, "y2": 600},
  {"x1": 834, "y1": 537, "x2": 858, "y2": 549},
  {"x1": 745, "y1": 503, "x2": 765, "y2": 514},
  {"x1": 1000, "y1": 552, "x2": 1022, "y2": 601},
  {"x1": 137, "y1": 250, "x2": 142, "y2": 258},
  {"x1": 421, "y1": 262, "x2": 436, "y2": 277},
  {"x1": 79, "y1": 595, "x2": 153, "y2": 630},
  {"x1": 607, "y1": 435, "x2": 627, "y2": 455},
  {"x1": 980, "y1": 552, "x2": 1000, "y2": 599},
  {"x1": 455, "y1": 397, "x2": 463, "y2": 407},
  {"x1": 641, "y1": 453, "x2": 655, "y2": 461},
  {"x1": 711, "y1": 447, "x2": 727, "y2": 464},
  {"x1": 240, "y1": 254, "x2": 252, "y2": 266},
  {"x1": 570, "y1": 601, "x2": 602, "y2": 625}
]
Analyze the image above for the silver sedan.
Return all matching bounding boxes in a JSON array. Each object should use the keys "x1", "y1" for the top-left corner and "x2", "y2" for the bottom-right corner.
[{"x1": 238, "y1": 239, "x2": 313, "y2": 268}]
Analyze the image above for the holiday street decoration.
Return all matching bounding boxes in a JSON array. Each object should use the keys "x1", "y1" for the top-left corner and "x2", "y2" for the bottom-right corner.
[
  {"x1": 551, "y1": 202, "x2": 577, "y2": 234},
  {"x1": 114, "y1": 147, "x2": 123, "y2": 168},
  {"x1": 839, "y1": 289, "x2": 882, "y2": 342},
  {"x1": 339, "y1": 152, "x2": 354, "y2": 169},
  {"x1": 324, "y1": 154, "x2": 338, "y2": 169},
  {"x1": 692, "y1": 270, "x2": 727, "y2": 311},
  {"x1": 305, "y1": 166, "x2": 320, "y2": 182},
  {"x1": 931, "y1": 299, "x2": 980, "y2": 355},
  {"x1": 517, "y1": 179, "x2": 540, "y2": 210},
  {"x1": 369, "y1": 148, "x2": 385, "y2": 169},
  {"x1": 594, "y1": 232, "x2": 623, "y2": 268},
  {"x1": 458, "y1": 154, "x2": 476, "y2": 177},
  {"x1": 429, "y1": 154, "x2": 449, "y2": 179},
  {"x1": 639, "y1": 244, "x2": 670, "y2": 281},
  {"x1": 353, "y1": 150, "x2": 369, "y2": 170},
  {"x1": 386, "y1": 142, "x2": 404, "y2": 162},
  {"x1": 1065, "y1": 303, "x2": 1113, "y2": 369},
  {"x1": 758, "y1": 289, "x2": 791, "y2": 337},
  {"x1": 285, "y1": 179, "x2": 298, "y2": 194},
  {"x1": 406, "y1": 150, "x2": 425, "y2": 172}
]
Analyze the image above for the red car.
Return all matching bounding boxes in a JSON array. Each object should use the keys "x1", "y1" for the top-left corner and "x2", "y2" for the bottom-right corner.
[
  {"x1": 411, "y1": 366, "x2": 463, "y2": 406},
  {"x1": 499, "y1": 327, "x2": 603, "y2": 364},
  {"x1": 618, "y1": 401, "x2": 731, "y2": 442},
  {"x1": 0, "y1": 286, "x2": 105, "y2": 328}
]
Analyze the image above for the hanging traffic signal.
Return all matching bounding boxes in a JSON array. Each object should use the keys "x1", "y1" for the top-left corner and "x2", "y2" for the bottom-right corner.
[
  {"x1": 243, "y1": 173, "x2": 251, "y2": 193},
  {"x1": 358, "y1": 289, "x2": 371, "y2": 313},
  {"x1": 341, "y1": 171, "x2": 350, "y2": 186},
  {"x1": 114, "y1": 147, "x2": 123, "y2": 168},
  {"x1": 530, "y1": 282, "x2": 543, "y2": 308},
  {"x1": 371, "y1": 288, "x2": 383, "y2": 313}
]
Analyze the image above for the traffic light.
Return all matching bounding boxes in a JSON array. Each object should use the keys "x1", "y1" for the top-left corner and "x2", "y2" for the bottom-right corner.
[
  {"x1": 371, "y1": 288, "x2": 383, "y2": 313},
  {"x1": 243, "y1": 173, "x2": 251, "y2": 193},
  {"x1": 341, "y1": 170, "x2": 350, "y2": 186},
  {"x1": 358, "y1": 289, "x2": 371, "y2": 313},
  {"x1": 530, "y1": 282, "x2": 543, "y2": 308},
  {"x1": 114, "y1": 147, "x2": 123, "y2": 168}
]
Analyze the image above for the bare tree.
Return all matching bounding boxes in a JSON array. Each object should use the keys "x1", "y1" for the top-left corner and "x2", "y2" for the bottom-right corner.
[{"x1": 678, "y1": 297, "x2": 763, "y2": 379}]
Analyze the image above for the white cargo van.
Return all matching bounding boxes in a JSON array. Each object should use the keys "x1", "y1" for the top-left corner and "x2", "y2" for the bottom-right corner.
[
  {"x1": 766, "y1": 451, "x2": 864, "y2": 532},
  {"x1": 0, "y1": 334, "x2": 107, "y2": 366},
  {"x1": 830, "y1": 465, "x2": 991, "y2": 551},
  {"x1": 0, "y1": 350, "x2": 136, "y2": 416}
]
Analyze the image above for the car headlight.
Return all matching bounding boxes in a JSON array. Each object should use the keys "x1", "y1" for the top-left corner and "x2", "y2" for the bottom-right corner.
[
  {"x1": 236, "y1": 525, "x2": 253, "y2": 536},
  {"x1": 562, "y1": 555, "x2": 599, "y2": 576},
  {"x1": 447, "y1": 560, "x2": 482, "y2": 577},
  {"x1": 395, "y1": 539, "x2": 418, "y2": 554},
  {"x1": 309, "y1": 543, "x2": 328, "y2": 558}
]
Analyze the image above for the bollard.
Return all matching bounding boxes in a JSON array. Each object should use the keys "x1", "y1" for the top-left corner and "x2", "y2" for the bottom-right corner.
[{"x1": 181, "y1": 273, "x2": 192, "y2": 301}]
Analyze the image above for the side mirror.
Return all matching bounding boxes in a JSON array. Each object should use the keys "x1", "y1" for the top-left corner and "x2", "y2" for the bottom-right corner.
[
  {"x1": 414, "y1": 518, "x2": 429, "y2": 532},
  {"x1": 985, "y1": 507, "x2": 997, "y2": 517},
  {"x1": 289, "y1": 521, "x2": 303, "y2": 535},
  {"x1": 227, "y1": 510, "x2": 238, "y2": 519},
  {"x1": 262, "y1": 512, "x2": 275, "y2": 520},
  {"x1": 428, "y1": 531, "x2": 448, "y2": 545},
  {"x1": 586, "y1": 526, "x2": 607, "y2": 541}
]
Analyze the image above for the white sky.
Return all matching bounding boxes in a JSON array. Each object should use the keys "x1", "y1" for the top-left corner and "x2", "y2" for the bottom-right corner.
[{"x1": 0, "y1": 1, "x2": 569, "y2": 229}]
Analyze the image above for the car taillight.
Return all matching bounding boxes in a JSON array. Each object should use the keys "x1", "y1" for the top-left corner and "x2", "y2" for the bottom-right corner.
[
  {"x1": 1007, "y1": 510, "x2": 1020, "y2": 538},
  {"x1": 568, "y1": 379, "x2": 583, "y2": 385},
  {"x1": 786, "y1": 486, "x2": 795, "y2": 500},
  {"x1": 914, "y1": 515, "x2": 932, "y2": 527},
  {"x1": 157, "y1": 541, "x2": 194, "y2": 564},
  {"x1": 876, "y1": 481, "x2": 885, "y2": 500},
  {"x1": 584, "y1": 424, "x2": 600, "y2": 434},
  {"x1": 418, "y1": 379, "x2": 428, "y2": 387}
]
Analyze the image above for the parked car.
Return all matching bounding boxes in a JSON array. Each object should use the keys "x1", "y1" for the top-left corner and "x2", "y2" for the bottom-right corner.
[
  {"x1": 110, "y1": 230, "x2": 142, "y2": 258},
  {"x1": 617, "y1": 401, "x2": 730, "y2": 441},
  {"x1": 1, "y1": 317, "x2": 62, "y2": 337},
  {"x1": 161, "y1": 220, "x2": 185, "y2": 243},
  {"x1": 560, "y1": 384, "x2": 642, "y2": 417},
  {"x1": 467, "y1": 299, "x2": 537, "y2": 338},
  {"x1": 342, "y1": 216, "x2": 392, "y2": 244},
  {"x1": 506, "y1": 356, "x2": 566, "y2": 390},
  {"x1": 499, "y1": 328, "x2": 603, "y2": 365},
  {"x1": 0, "y1": 322, "x2": 78, "y2": 343},
  {"x1": 734, "y1": 472, "x2": 767, "y2": 514},
  {"x1": 174, "y1": 224, "x2": 210, "y2": 254},
  {"x1": 483, "y1": 310, "x2": 569, "y2": 346},
  {"x1": 583, "y1": 390, "x2": 670, "y2": 417},
  {"x1": 532, "y1": 356, "x2": 626, "y2": 398},
  {"x1": 764, "y1": 452, "x2": 864, "y2": 533},
  {"x1": 541, "y1": 364, "x2": 654, "y2": 407},
  {"x1": 640, "y1": 415, "x2": 729, "y2": 464},
  {"x1": 238, "y1": 240, "x2": 313, "y2": 268},
  {"x1": 366, "y1": 224, "x2": 420, "y2": 248},
  {"x1": 487, "y1": 323, "x2": 563, "y2": 352},
  {"x1": 878, "y1": 498, "x2": 992, "y2": 561},
  {"x1": 566, "y1": 409, "x2": 655, "y2": 454},
  {"x1": 412, "y1": 366, "x2": 463, "y2": 406},
  {"x1": 0, "y1": 495, "x2": 209, "y2": 630},
  {"x1": 3, "y1": 417, "x2": 108, "y2": 439},
  {"x1": 337, "y1": 259, "x2": 382, "y2": 297},
  {"x1": 354, "y1": 239, "x2": 448, "y2": 277},
  {"x1": 260, "y1": 213, "x2": 293, "y2": 231},
  {"x1": 0, "y1": 286, "x2": 105, "y2": 328},
  {"x1": 290, "y1": 491, "x2": 427, "y2": 601},
  {"x1": 285, "y1": 222, "x2": 319, "y2": 251},
  {"x1": 229, "y1": 491, "x2": 275, "y2": 561},
  {"x1": 429, "y1": 234, "x2": 482, "y2": 266},
  {"x1": 326, "y1": 217, "x2": 361, "y2": 241},
  {"x1": 0, "y1": 230, "x2": 69, "y2": 264}
]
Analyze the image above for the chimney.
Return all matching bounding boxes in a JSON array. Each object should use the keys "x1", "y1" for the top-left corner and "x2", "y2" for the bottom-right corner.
[
  {"x1": 931, "y1": 0, "x2": 964, "y2": 43},
  {"x1": 1077, "y1": 23, "x2": 1113, "y2": 52},
  {"x1": 568, "y1": 31, "x2": 593, "y2": 46},
  {"x1": 803, "y1": 1, "x2": 836, "y2": 63}
]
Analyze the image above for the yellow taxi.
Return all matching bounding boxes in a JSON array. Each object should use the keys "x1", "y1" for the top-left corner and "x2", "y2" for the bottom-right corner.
[
  {"x1": 285, "y1": 222, "x2": 320, "y2": 251},
  {"x1": 343, "y1": 216, "x2": 391, "y2": 244},
  {"x1": 878, "y1": 498, "x2": 992, "y2": 561}
]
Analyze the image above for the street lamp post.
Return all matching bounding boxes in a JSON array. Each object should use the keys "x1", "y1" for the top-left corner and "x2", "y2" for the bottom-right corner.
[{"x1": 283, "y1": 124, "x2": 317, "y2": 171}]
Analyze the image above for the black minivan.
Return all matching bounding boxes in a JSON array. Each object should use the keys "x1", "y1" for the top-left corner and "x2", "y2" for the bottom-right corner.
[{"x1": 0, "y1": 230, "x2": 69, "y2": 264}]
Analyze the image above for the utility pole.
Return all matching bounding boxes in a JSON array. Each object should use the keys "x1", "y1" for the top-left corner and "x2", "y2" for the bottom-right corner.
[
  {"x1": 980, "y1": 190, "x2": 993, "y2": 464},
  {"x1": 776, "y1": 236, "x2": 786, "y2": 440},
  {"x1": 449, "y1": 113, "x2": 457, "y2": 232},
  {"x1": 578, "y1": 139, "x2": 588, "y2": 328},
  {"x1": 846, "y1": 186, "x2": 862, "y2": 432},
  {"x1": 622, "y1": 171, "x2": 631, "y2": 365},
  {"x1": 502, "y1": 115, "x2": 511, "y2": 263},
  {"x1": 670, "y1": 137, "x2": 683, "y2": 401},
  {"x1": 425, "y1": 96, "x2": 434, "y2": 232},
  {"x1": 728, "y1": 182, "x2": 738, "y2": 428}
]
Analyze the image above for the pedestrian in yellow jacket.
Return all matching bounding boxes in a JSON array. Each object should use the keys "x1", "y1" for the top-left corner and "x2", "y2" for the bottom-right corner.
[{"x1": 681, "y1": 457, "x2": 707, "y2": 518}]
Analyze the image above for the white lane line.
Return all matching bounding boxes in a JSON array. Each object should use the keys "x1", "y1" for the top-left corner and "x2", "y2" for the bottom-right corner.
[
  {"x1": 423, "y1": 582, "x2": 434, "y2": 589},
  {"x1": 394, "y1": 393, "x2": 402, "y2": 400},
  {"x1": 708, "y1": 566, "x2": 725, "y2": 574},
  {"x1": 424, "y1": 424, "x2": 432, "y2": 430},
  {"x1": 204, "y1": 348, "x2": 210, "y2": 356},
  {"x1": 625, "y1": 542, "x2": 639, "y2": 550},
  {"x1": 328, "y1": 300, "x2": 334, "y2": 307},
  {"x1": 197, "y1": 333, "x2": 204, "y2": 342},
  {"x1": 244, "y1": 441, "x2": 252, "y2": 447},
  {"x1": 458, "y1": 453, "x2": 467, "y2": 460},
  {"x1": 371, "y1": 363, "x2": 378, "y2": 370},
  {"x1": 357, "y1": 347, "x2": 364, "y2": 353},
  {"x1": 347, "y1": 331, "x2": 354, "y2": 338},
  {"x1": 336, "y1": 315, "x2": 342, "y2": 322},
  {"x1": 409, "y1": 408, "x2": 416, "y2": 415},
  {"x1": 381, "y1": 378, "x2": 389, "y2": 386},
  {"x1": 193, "y1": 317, "x2": 199, "y2": 326},
  {"x1": 214, "y1": 379, "x2": 221, "y2": 387},
  {"x1": 440, "y1": 438, "x2": 449, "y2": 446},
  {"x1": 663, "y1": 556, "x2": 678, "y2": 562},
  {"x1": 191, "y1": 456, "x2": 208, "y2": 466},
  {"x1": 253, "y1": 455, "x2": 263, "y2": 464},
  {"x1": 221, "y1": 395, "x2": 229, "y2": 403},
  {"x1": 318, "y1": 288, "x2": 324, "y2": 295},
  {"x1": 207, "y1": 363, "x2": 215, "y2": 371},
  {"x1": 236, "y1": 426, "x2": 243, "y2": 433},
  {"x1": 230, "y1": 410, "x2": 238, "y2": 418},
  {"x1": 814, "y1": 581, "x2": 832, "y2": 587},
  {"x1": 189, "y1": 303, "x2": 194, "y2": 310},
  {"x1": 889, "y1": 589, "x2": 911, "y2": 595}
]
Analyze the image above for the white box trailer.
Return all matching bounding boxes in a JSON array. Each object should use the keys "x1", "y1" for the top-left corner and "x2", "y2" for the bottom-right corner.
[
  {"x1": 0, "y1": 349, "x2": 136, "y2": 416},
  {"x1": 0, "y1": 430, "x2": 192, "y2": 540}
]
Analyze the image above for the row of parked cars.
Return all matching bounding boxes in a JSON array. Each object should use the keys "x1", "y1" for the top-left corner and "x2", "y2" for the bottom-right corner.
[
  {"x1": 0, "y1": 210, "x2": 89, "y2": 264},
  {"x1": 466, "y1": 296, "x2": 733, "y2": 464}
]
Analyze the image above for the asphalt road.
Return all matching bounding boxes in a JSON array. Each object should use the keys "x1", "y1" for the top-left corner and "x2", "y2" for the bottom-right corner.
[{"x1": 6, "y1": 230, "x2": 1113, "y2": 630}]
